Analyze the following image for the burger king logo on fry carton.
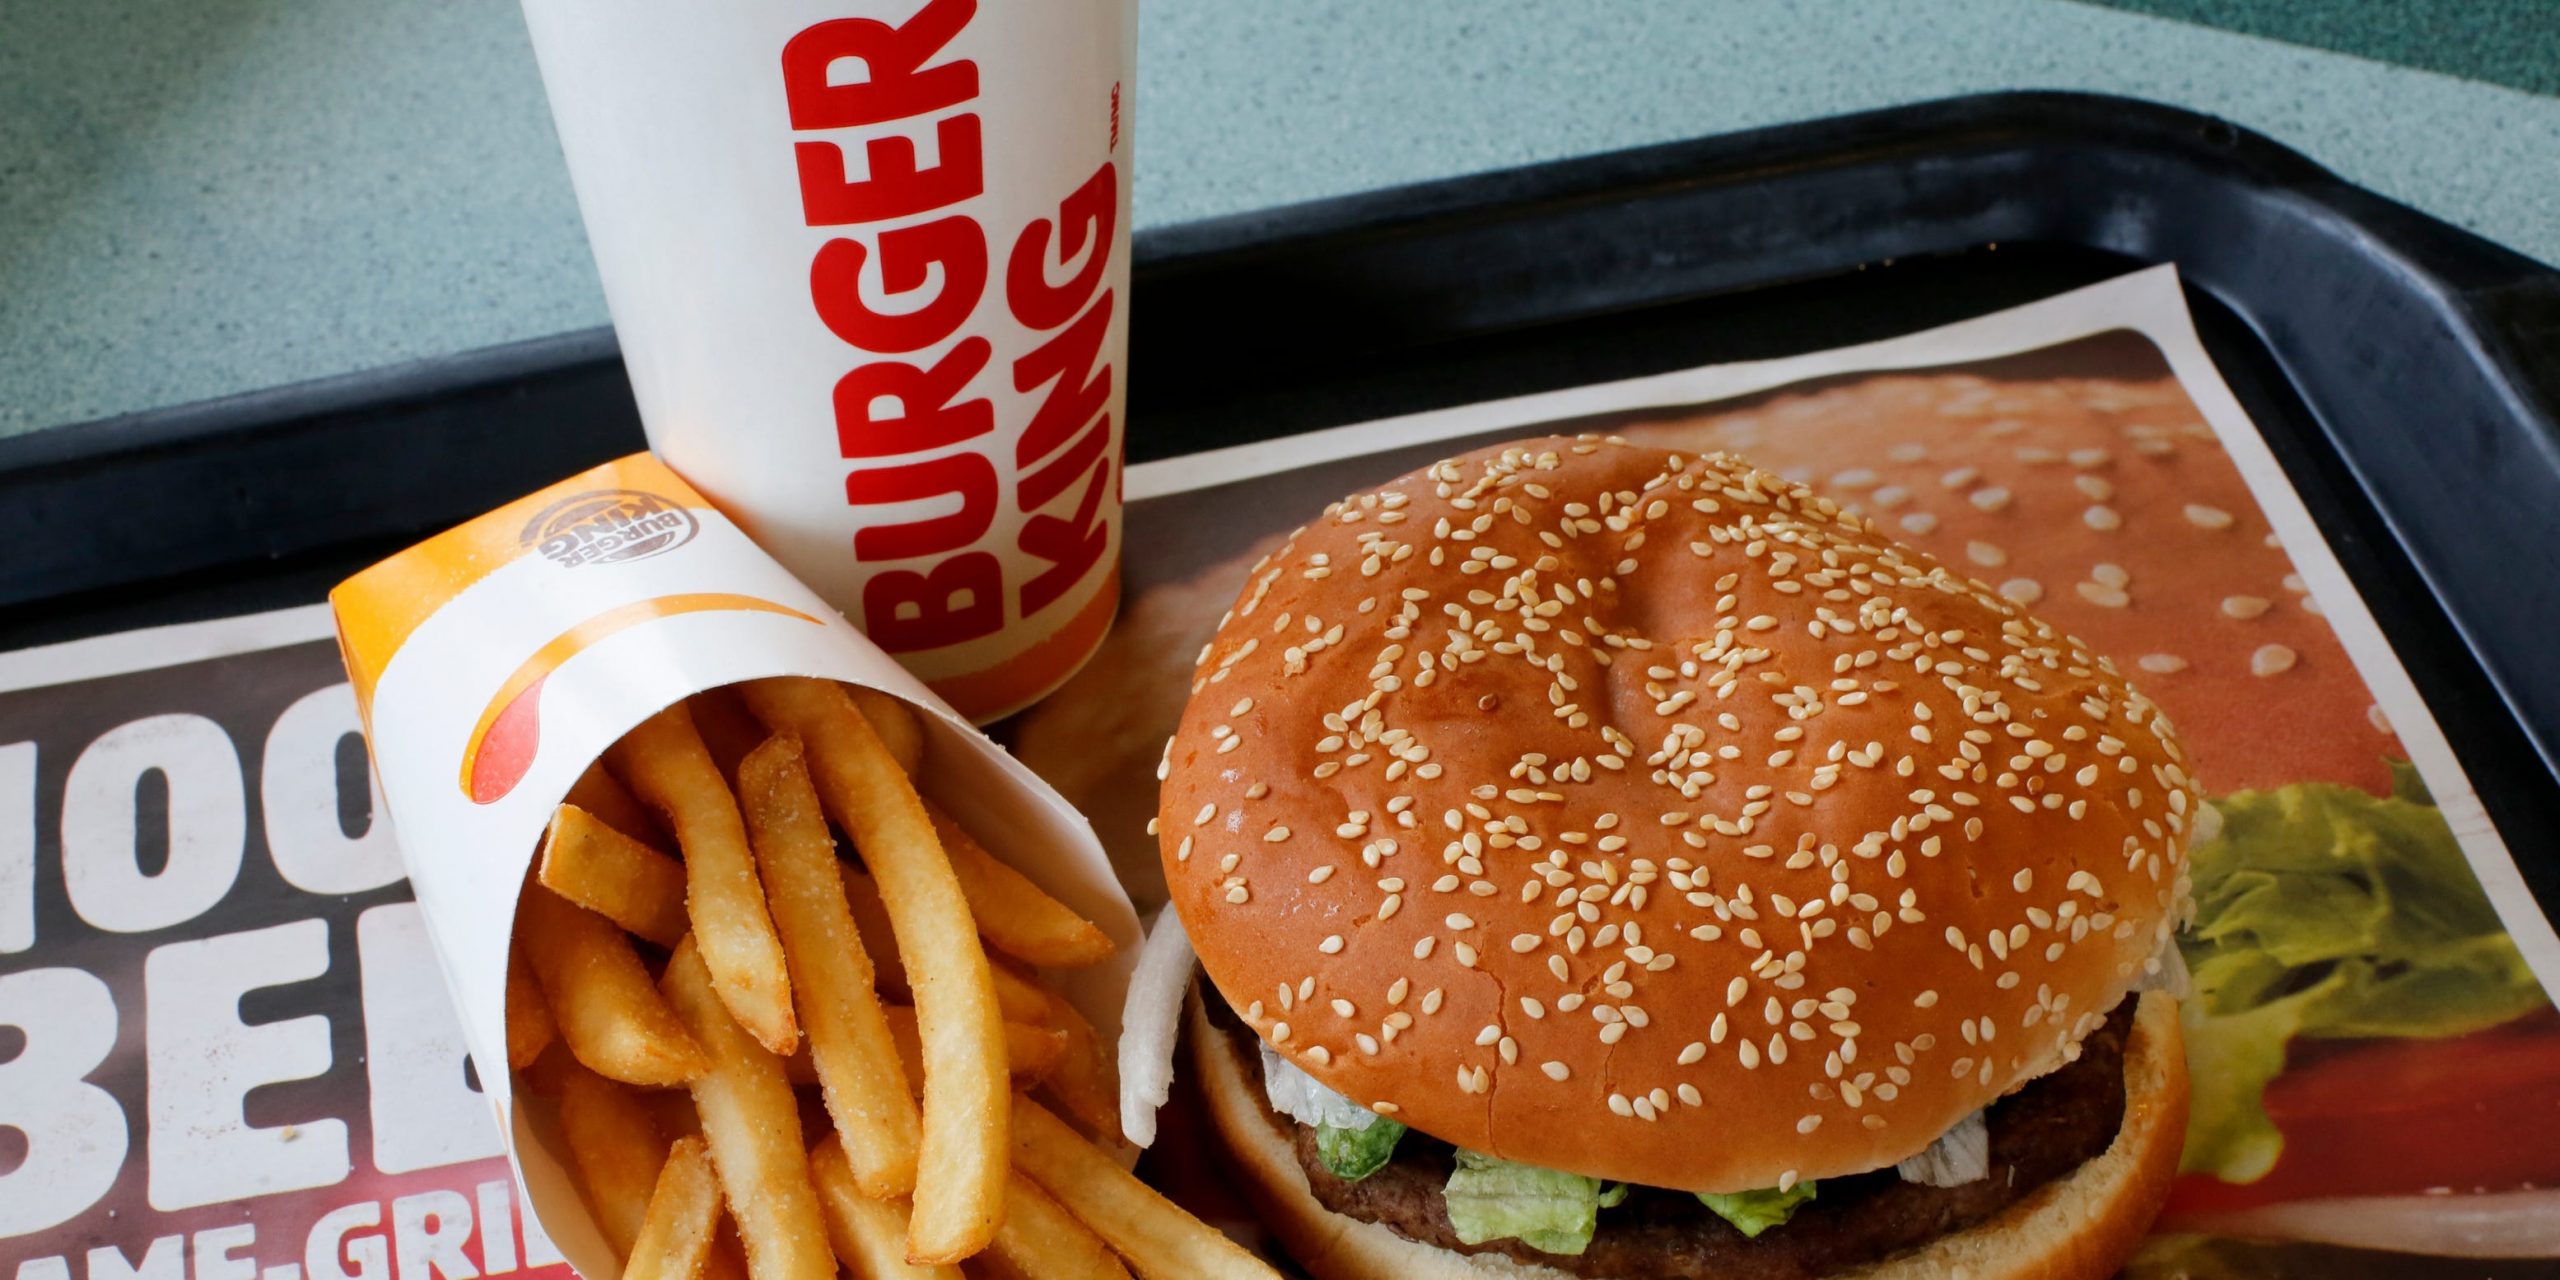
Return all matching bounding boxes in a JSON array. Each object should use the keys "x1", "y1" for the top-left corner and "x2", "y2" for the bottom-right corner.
[
  {"x1": 521, "y1": 488, "x2": 700, "y2": 568},
  {"x1": 330, "y1": 450, "x2": 1139, "y2": 1280}
]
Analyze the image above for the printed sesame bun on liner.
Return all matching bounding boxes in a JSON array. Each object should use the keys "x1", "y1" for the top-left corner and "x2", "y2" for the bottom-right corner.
[
  {"x1": 1152, "y1": 437, "x2": 2196, "y2": 1277},
  {"x1": 1611, "y1": 351, "x2": 2378, "y2": 797}
]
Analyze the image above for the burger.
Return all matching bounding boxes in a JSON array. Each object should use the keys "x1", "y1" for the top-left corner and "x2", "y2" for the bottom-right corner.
[{"x1": 1141, "y1": 437, "x2": 2197, "y2": 1279}]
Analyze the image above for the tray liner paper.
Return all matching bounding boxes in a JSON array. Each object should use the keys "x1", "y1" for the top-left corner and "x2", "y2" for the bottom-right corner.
[{"x1": 2, "y1": 266, "x2": 2552, "y2": 1279}]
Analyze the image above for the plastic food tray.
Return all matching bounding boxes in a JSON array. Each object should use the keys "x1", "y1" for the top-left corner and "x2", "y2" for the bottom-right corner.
[{"x1": 3, "y1": 90, "x2": 2553, "y2": 920}]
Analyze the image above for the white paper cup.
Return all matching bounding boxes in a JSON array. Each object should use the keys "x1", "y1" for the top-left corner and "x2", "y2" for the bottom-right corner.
[{"x1": 522, "y1": 0, "x2": 1136, "y2": 721}]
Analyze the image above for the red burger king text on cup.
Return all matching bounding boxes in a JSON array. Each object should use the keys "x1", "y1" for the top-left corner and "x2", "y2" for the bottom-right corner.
[{"x1": 782, "y1": 0, "x2": 1120, "y2": 657}]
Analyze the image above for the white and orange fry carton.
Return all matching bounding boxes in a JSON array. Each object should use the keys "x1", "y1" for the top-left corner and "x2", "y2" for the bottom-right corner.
[
  {"x1": 520, "y1": 0, "x2": 1135, "y2": 721},
  {"x1": 330, "y1": 453, "x2": 1139, "y2": 1276}
]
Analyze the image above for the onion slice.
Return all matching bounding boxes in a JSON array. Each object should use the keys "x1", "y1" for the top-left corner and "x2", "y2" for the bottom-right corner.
[
  {"x1": 1116, "y1": 909, "x2": 1197, "y2": 1148},
  {"x1": 1896, "y1": 1108, "x2": 1989, "y2": 1186},
  {"x1": 2135, "y1": 929, "x2": 2193, "y2": 1000},
  {"x1": 1260, "y1": 1042, "x2": 1381, "y2": 1132}
]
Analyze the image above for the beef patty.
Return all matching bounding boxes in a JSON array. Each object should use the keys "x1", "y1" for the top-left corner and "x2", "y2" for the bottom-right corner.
[{"x1": 1221, "y1": 998, "x2": 2134, "y2": 1280}]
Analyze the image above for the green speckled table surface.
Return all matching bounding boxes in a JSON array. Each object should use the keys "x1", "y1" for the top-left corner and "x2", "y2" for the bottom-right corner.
[{"x1": 3, "y1": 0, "x2": 2555, "y2": 439}]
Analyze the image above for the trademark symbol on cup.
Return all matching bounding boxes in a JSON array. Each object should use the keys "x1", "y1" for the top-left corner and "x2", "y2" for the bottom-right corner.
[{"x1": 520, "y1": 488, "x2": 699, "y2": 568}]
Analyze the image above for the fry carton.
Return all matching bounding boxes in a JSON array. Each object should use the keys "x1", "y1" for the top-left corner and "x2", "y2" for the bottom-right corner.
[{"x1": 331, "y1": 452, "x2": 1138, "y2": 1276}]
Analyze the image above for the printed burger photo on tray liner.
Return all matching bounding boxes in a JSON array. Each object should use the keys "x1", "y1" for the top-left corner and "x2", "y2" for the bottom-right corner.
[{"x1": 1019, "y1": 268, "x2": 2560, "y2": 1279}]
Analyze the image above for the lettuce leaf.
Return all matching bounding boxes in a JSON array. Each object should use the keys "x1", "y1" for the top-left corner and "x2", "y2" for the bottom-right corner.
[
  {"x1": 1697, "y1": 1182, "x2": 1817, "y2": 1237},
  {"x1": 1443, "y1": 1151, "x2": 1616, "y2": 1255},
  {"x1": 1316, "y1": 1118, "x2": 1406, "y2": 1182},
  {"x1": 2177, "y1": 778, "x2": 2550, "y2": 1181}
]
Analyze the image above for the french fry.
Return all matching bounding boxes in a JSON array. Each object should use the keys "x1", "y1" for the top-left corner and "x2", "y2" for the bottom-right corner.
[
  {"x1": 783, "y1": 1014, "x2": 1062, "y2": 1092},
  {"x1": 506, "y1": 938, "x2": 557, "y2": 1069},
  {"x1": 928, "y1": 801, "x2": 1115, "y2": 969},
  {"x1": 541, "y1": 804, "x2": 689, "y2": 948},
  {"x1": 660, "y1": 938, "x2": 834, "y2": 1280},
  {"x1": 626, "y1": 1135, "x2": 722, "y2": 1280},
  {"x1": 979, "y1": 1172, "x2": 1133, "y2": 1280},
  {"x1": 738, "y1": 677, "x2": 1006, "y2": 1264},
  {"x1": 517, "y1": 886, "x2": 707, "y2": 1086},
  {"x1": 568, "y1": 761, "x2": 664, "y2": 846},
  {"x1": 843, "y1": 868, "x2": 1053, "y2": 1025},
  {"x1": 738, "y1": 732, "x2": 922, "y2": 1199},
  {"x1": 882, "y1": 1006, "x2": 1068, "y2": 1089},
  {"x1": 1011, "y1": 1098, "x2": 1281, "y2": 1280},
  {"x1": 530, "y1": 1051, "x2": 666, "y2": 1255},
  {"x1": 689, "y1": 686, "x2": 770, "y2": 782},
  {"x1": 610, "y1": 704, "x2": 798, "y2": 1055},
  {"x1": 808, "y1": 1137, "x2": 964, "y2": 1280},
  {"x1": 1025, "y1": 975, "x2": 1122, "y2": 1143},
  {"x1": 847, "y1": 686, "x2": 924, "y2": 777}
]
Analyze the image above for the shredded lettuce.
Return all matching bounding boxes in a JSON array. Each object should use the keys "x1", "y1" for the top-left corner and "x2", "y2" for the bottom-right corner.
[
  {"x1": 1316, "y1": 1118, "x2": 1406, "y2": 1182},
  {"x1": 1443, "y1": 1152, "x2": 1619, "y2": 1255},
  {"x1": 2178, "y1": 777, "x2": 2549, "y2": 1182},
  {"x1": 1697, "y1": 1182, "x2": 1817, "y2": 1237}
]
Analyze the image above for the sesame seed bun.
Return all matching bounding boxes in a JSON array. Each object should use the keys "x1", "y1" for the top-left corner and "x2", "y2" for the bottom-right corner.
[
  {"x1": 1157, "y1": 437, "x2": 2197, "y2": 1193},
  {"x1": 1190, "y1": 989, "x2": 2189, "y2": 1280}
]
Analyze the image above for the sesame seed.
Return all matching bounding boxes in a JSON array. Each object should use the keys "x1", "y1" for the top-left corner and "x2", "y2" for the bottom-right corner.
[
  {"x1": 2222, "y1": 595, "x2": 2271, "y2": 619},
  {"x1": 2075, "y1": 582, "x2": 2129, "y2": 608},
  {"x1": 1998, "y1": 578, "x2": 2044, "y2": 606},
  {"x1": 1543, "y1": 1061, "x2": 1571, "y2": 1081},
  {"x1": 1797, "y1": 1114, "x2": 1822, "y2": 1134},
  {"x1": 2083, "y1": 505, "x2": 2122, "y2": 531},
  {"x1": 1966, "y1": 541, "x2": 2006, "y2": 567},
  {"x1": 2183, "y1": 504, "x2": 2235, "y2": 530},
  {"x1": 2137, "y1": 653, "x2": 2187, "y2": 674},
  {"x1": 2250, "y1": 644, "x2": 2298, "y2": 677},
  {"x1": 2091, "y1": 562, "x2": 2130, "y2": 588},
  {"x1": 1319, "y1": 935, "x2": 1345, "y2": 954},
  {"x1": 1969, "y1": 487, "x2": 2014, "y2": 512},
  {"x1": 1900, "y1": 513, "x2": 1940, "y2": 535}
]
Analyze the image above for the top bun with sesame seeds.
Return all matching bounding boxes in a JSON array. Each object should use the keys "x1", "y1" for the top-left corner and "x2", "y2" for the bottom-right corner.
[{"x1": 1156, "y1": 435, "x2": 2198, "y2": 1195}]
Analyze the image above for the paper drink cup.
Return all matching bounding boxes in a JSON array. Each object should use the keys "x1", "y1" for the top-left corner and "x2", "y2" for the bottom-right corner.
[
  {"x1": 520, "y1": 0, "x2": 1136, "y2": 721},
  {"x1": 331, "y1": 452, "x2": 1138, "y2": 1277}
]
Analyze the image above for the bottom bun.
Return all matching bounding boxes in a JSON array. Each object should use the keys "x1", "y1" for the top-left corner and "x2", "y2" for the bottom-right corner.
[{"x1": 1190, "y1": 989, "x2": 2188, "y2": 1280}]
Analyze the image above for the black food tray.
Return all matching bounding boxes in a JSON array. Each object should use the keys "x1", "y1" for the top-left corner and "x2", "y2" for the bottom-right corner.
[{"x1": 3, "y1": 90, "x2": 2554, "y2": 921}]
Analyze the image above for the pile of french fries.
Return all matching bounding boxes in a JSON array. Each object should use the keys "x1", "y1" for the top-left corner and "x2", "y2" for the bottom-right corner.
[{"x1": 504, "y1": 676, "x2": 1274, "y2": 1280}]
